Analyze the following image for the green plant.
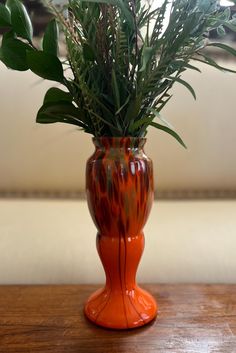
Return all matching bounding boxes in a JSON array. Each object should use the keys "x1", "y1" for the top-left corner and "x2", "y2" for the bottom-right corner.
[{"x1": 1, "y1": 0, "x2": 236, "y2": 147}]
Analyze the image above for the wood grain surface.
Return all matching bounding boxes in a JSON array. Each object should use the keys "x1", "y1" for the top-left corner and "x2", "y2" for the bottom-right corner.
[{"x1": 0, "y1": 284, "x2": 235, "y2": 353}]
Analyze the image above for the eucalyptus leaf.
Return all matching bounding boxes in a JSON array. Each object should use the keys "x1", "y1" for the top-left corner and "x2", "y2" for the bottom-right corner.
[
  {"x1": 0, "y1": 4, "x2": 11, "y2": 27},
  {"x1": 37, "y1": 101, "x2": 80, "y2": 117},
  {"x1": 37, "y1": 101, "x2": 87, "y2": 128},
  {"x1": 6, "y1": 0, "x2": 33, "y2": 42},
  {"x1": 0, "y1": 35, "x2": 32, "y2": 71},
  {"x1": 2, "y1": 29, "x2": 16, "y2": 42},
  {"x1": 37, "y1": 113, "x2": 87, "y2": 129},
  {"x1": 43, "y1": 87, "x2": 73, "y2": 105},
  {"x1": 26, "y1": 51, "x2": 64, "y2": 82},
  {"x1": 43, "y1": 19, "x2": 59, "y2": 56}
]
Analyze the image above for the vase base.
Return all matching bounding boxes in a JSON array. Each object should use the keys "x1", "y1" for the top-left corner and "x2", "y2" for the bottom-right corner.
[{"x1": 84, "y1": 286, "x2": 158, "y2": 329}]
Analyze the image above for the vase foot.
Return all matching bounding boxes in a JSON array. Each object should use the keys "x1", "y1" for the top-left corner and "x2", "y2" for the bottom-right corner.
[{"x1": 84, "y1": 286, "x2": 158, "y2": 329}]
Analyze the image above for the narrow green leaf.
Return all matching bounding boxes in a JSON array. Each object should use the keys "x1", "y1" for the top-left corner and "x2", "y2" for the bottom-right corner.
[
  {"x1": 150, "y1": 122, "x2": 187, "y2": 149},
  {"x1": 83, "y1": 43, "x2": 95, "y2": 61},
  {"x1": 116, "y1": 0, "x2": 134, "y2": 29},
  {"x1": 0, "y1": 35, "x2": 32, "y2": 71},
  {"x1": 88, "y1": 109, "x2": 122, "y2": 133},
  {"x1": 115, "y1": 94, "x2": 131, "y2": 115},
  {"x1": 130, "y1": 116, "x2": 153, "y2": 131},
  {"x1": 139, "y1": 46, "x2": 153, "y2": 72},
  {"x1": 124, "y1": 95, "x2": 142, "y2": 126},
  {"x1": 0, "y1": 4, "x2": 11, "y2": 27},
  {"x1": 207, "y1": 42, "x2": 236, "y2": 57},
  {"x1": 149, "y1": 108, "x2": 173, "y2": 129},
  {"x1": 26, "y1": 51, "x2": 64, "y2": 83},
  {"x1": 111, "y1": 69, "x2": 120, "y2": 110},
  {"x1": 80, "y1": 0, "x2": 134, "y2": 29},
  {"x1": 72, "y1": 79, "x2": 115, "y2": 122},
  {"x1": 130, "y1": 109, "x2": 173, "y2": 131},
  {"x1": 6, "y1": 0, "x2": 33, "y2": 42},
  {"x1": 223, "y1": 20, "x2": 236, "y2": 32},
  {"x1": 80, "y1": 0, "x2": 116, "y2": 4},
  {"x1": 167, "y1": 76, "x2": 196, "y2": 100},
  {"x1": 222, "y1": 7, "x2": 231, "y2": 22},
  {"x1": 157, "y1": 94, "x2": 173, "y2": 112},
  {"x1": 43, "y1": 19, "x2": 59, "y2": 56},
  {"x1": 177, "y1": 61, "x2": 201, "y2": 73},
  {"x1": 217, "y1": 25, "x2": 226, "y2": 37},
  {"x1": 193, "y1": 54, "x2": 236, "y2": 74},
  {"x1": 43, "y1": 87, "x2": 73, "y2": 105},
  {"x1": 197, "y1": 0, "x2": 218, "y2": 13}
]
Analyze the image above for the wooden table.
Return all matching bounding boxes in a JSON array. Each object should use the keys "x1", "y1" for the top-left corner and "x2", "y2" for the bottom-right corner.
[{"x1": 0, "y1": 285, "x2": 235, "y2": 352}]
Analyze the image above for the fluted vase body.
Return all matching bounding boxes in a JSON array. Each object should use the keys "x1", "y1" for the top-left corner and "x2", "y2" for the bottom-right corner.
[{"x1": 85, "y1": 137, "x2": 157, "y2": 329}]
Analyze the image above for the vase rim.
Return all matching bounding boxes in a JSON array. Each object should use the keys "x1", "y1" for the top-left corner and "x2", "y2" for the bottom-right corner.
[
  {"x1": 92, "y1": 136, "x2": 146, "y2": 140},
  {"x1": 92, "y1": 136, "x2": 147, "y2": 149}
]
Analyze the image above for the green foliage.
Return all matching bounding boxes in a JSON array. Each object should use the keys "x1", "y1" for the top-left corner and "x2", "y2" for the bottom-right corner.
[
  {"x1": 36, "y1": 101, "x2": 89, "y2": 130},
  {"x1": 0, "y1": 4, "x2": 11, "y2": 27},
  {"x1": 26, "y1": 51, "x2": 64, "y2": 82},
  {"x1": 43, "y1": 87, "x2": 73, "y2": 104},
  {"x1": 0, "y1": 31, "x2": 32, "y2": 70},
  {"x1": 6, "y1": 0, "x2": 33, "y2": 43},
  {"x1": 43, "y1": 19, "x2": 59, "y2": 56},
  {"x1": 1, "y1": 0, "x2": 236, "y2": 147}
]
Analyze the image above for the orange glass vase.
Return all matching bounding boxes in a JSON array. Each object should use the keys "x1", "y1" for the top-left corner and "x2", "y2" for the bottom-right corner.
[{"x1": 85, "y1": 137, "x2": 157, "y2": 329}]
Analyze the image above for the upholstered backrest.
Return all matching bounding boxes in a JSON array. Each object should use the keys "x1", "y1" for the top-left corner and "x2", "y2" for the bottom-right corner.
[{"x1": 0, "y1": 60, "x2": 236, "y2": 196}]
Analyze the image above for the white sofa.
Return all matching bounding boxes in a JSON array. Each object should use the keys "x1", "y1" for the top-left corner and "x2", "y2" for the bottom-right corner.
[{"x1": 0, "y1": 60, "x2": 236, "y2": 284}]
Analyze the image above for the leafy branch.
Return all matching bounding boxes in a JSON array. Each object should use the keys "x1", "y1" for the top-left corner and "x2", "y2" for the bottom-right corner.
[{"x1": 1, "y1": 0, "x2": 236, "y2": 147}]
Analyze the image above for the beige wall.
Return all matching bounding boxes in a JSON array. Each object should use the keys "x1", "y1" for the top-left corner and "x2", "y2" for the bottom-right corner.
[
  {"x1": 0, "y1": 60, "x2": 236, "y2": 193},
  {"x1": 1, "y1": 199, "x2": 236, "y2": 284}
]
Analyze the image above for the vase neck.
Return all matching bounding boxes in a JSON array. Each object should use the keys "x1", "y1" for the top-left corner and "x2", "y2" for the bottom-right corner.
[{"x1": 92, "y1": 137, "x2": 146, "y2": 151}]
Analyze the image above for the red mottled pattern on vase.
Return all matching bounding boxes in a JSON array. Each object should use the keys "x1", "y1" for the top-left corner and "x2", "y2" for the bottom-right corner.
[{"x1": 85, "y1": 137, "x2": 157, "y2": 329}]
